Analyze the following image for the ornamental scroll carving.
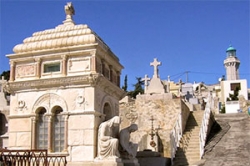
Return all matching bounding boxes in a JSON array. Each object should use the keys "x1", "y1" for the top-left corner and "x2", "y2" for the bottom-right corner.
[
  {"x1": 32, "y1": 93, "x2": 68, "y2": 113},
  {"x1": 74, "y1": 90, "x2": 88, "y2": 110},
  {"x1": 16, "y1": 100, "x2": 28, "y2": 111}
]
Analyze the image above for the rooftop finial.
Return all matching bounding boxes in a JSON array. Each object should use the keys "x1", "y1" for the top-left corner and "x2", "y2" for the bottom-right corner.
[{"x1": 63, "y1": 2, "x2": 75, "y2": 25}]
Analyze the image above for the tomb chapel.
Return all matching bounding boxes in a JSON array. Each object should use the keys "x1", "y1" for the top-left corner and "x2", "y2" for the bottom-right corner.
[{"x1": 5, "y1": 2, "x2": 125, "y2": 164}]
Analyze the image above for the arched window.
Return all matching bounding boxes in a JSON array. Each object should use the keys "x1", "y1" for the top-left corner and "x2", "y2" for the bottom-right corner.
[
  {"x1": 103, "y1": 103, "x2": 112, "y2": 121},
  {"x1": 52, "y1": 106, "x2": 64, "y2": 152},
  {"x1": 36, "y1": 108, "x2": 48, "y2": 150},
  {"x1": 0, "y1": 113, "x2": 7, "y2": 135}
]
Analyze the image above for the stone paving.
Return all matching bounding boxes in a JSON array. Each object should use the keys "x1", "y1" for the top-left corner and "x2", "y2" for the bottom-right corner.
[{"x1": 196, "y1": 113, "x2": 250, "y2": 166}]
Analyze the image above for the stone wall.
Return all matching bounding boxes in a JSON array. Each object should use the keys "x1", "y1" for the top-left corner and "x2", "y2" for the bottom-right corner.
[{"x1": 120, "y1": 94, "x2": 190, "y2": 158}]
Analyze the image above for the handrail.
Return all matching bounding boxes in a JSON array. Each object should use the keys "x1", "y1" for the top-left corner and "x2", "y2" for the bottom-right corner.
[
  {"x1": 199, "y1": 93, "x2": 213, "y2": 158},
  {"x1": 170, "y1": 112, "x2": 182, "y2": 165},
  {"x1": 0, "y1": 149, "x2": 67, "y2": 166}
]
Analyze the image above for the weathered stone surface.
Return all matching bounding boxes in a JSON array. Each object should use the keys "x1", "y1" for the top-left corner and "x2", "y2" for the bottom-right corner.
[
  {"x1": 199, "y1": 113, "x2": 250, "y2": 166},
  {"x1": 83, "y1": 129, "x2": 95, "y2": 145},
  {"x1": 68, "y1": 130, "x2": 84, "y2": 145},
  {"x1": 68, "y1": 115, "x2": 94, "y2": 130},
  {"x1": 16, "y1": 132, "x2": 31, "y2": 147},
  {"x1": 120, "y1": 94, "x2": 190, "y2": 158},
  {"x1": 9, "y1": 118, "x2": 30, "y2": 132},
  {"x1": 7, "y1": 133, "x2": 16, "y2": 148},
  {"x1": 71, "y1": 145, "x2": 95, "y2": 161}
]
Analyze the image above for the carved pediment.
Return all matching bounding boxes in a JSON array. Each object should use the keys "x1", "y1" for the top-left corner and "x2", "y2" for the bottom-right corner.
[{"x1": 32, "y1": 93, "x2": 68, "y2": 113}]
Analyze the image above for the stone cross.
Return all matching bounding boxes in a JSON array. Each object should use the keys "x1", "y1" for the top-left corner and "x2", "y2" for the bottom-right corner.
[
  {"x1": 167, "y1": 76, "x2": 171, "y2": 93},
  {"x1": 142, "y1": 74, "x2": 150, "y2": 86},
  {"x1": 168, "y1": 76, "x2": 170, "y2": 82},
  {"x1": 150, "y1": 58, "x2": 161, "y2": 78},
  {"x1": 178, "y1": 79, "x2": 184, "y2": 96},
  {"x1": 142, "y1": 74, "x2": 151, "y2": 93}
]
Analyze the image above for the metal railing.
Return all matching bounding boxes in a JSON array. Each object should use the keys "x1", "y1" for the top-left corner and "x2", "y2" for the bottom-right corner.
[
  {"x1": 170, "y1": 112, "x2": 182, "y2": 164},
  {"x1": 0, "y1": 149, "x2": 67, "y2": 166}
]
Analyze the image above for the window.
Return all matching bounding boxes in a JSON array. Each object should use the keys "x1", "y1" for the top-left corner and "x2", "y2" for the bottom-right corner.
[
  {"x1": 44, "y1": 63, "x2": 60, "y2": 73},
  {"x1": 36, "y1": 108, "x2": 48, "y2": 150},
  {"x1": 35, "y1": 107, "x2": 65, "y2": 153},
  {"x1": 230, "y1": 83, "x2": 241, "y2": 91},
  {"x1": 53, "y1": 108, "x2": 64, "y2": 152}
]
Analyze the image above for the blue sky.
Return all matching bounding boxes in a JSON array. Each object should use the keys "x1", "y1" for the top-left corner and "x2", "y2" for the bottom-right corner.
[{"x1": 0, "y1": 0, "x2": 249, "y2": 90}]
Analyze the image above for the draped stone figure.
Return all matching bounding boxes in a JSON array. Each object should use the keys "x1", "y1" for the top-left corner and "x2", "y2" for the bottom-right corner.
[
  {"x1": 97, "y1": 116, "x2": 121, "y2": 159},
  {"x1": 119, "y1": 124, "x2": 138, "y2": 159}
]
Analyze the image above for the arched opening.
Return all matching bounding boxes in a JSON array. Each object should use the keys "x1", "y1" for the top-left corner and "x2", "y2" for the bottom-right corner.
[
  {"x1": 103, "y1": 103, "x2": 112, "y2": 121},
  {"x1": 36, "y1": 107, "x2": 48, "y2": 150},
  {"x1": 0, "y1": 113, "x2": 7, "y2": 135},
  {"x1": 51, "y1": 106, "x2": 64, "y2": 152}
]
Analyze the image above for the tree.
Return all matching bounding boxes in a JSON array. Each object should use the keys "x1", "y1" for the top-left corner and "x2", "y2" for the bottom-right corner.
[
  {"x1": 227, "y1": 86, "x2": 240, "y2": 101},
  {"x1": 122, "y1": 75, "x2": 128, "y2": 92},
  {"x1": 0, "y1": 70, "x2": 10, "y2": 98},
  {"x1": 0, "y1": 70, "x2": 10, "y2": 81},
  {"x1": 127, "y1": 77, "x2": 144, "y2": 99}
]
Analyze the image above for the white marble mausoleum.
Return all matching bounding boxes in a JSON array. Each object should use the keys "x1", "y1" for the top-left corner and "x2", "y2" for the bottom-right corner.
[{"x1": 5, "y1": 2, "x2": 125, "y2": 164}]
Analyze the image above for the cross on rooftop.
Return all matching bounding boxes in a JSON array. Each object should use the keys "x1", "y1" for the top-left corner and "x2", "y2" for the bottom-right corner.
[{"x1": 150, "y1": 58, "x2": 161, "y2": 78}]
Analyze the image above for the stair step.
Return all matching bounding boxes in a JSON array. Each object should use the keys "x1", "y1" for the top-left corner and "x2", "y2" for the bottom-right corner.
[{"x1": 174, "y1": 110, "x2": 204, "y2": 165}]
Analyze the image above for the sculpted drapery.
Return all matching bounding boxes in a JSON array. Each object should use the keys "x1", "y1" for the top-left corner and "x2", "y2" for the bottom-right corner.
[
  {"x1": 97, "y1": 116, "x2": 120, "y2": 159},
  {"x1": 119, "y1": 124, "x2": 138, "y2": 158}
]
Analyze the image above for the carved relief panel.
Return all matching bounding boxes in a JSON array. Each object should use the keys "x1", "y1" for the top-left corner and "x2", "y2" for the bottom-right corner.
[
  {"x1": 68, "y1": 57, "x2": 91, "y2": 73},
  {"x1": 16, "y1": 64, "x2": 36, "y2": 78}
]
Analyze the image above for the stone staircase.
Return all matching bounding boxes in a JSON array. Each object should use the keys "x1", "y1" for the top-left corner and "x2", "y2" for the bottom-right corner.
[{"x1": 173, "y1": 110, "x2": 204, "y2": 166}]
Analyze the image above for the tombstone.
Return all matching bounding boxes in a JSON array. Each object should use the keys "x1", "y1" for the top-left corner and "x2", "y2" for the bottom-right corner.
[
  {"x1": 146, "y1": 58, "x2": 165, "y2": 94},
  {"x1": 182, "y1": 83, "x2": 199, "y2": 104}
]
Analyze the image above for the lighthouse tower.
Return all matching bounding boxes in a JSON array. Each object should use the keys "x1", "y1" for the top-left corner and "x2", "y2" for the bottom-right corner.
[{"x1": 224, "y1": 45, "x2": 240, "y2": 80}]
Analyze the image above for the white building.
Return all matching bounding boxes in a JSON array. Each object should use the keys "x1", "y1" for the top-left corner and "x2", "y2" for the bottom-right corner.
[{"x1": 220, "y1": 45, "x2": 248, "y2": 113}]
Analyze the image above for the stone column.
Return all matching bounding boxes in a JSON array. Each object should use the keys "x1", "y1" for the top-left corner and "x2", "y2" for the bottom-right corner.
[
  {"x1": 31, "y1": 117, "x2": 36, "y2": 149},
  {"x1": 91, "y1": 52, "x2": 96, "y2": 72},
  {"x1": 35, "y1": 58, "x2": 41, "y2": 78},
  {"x1": 63, "y1": 114, "x2": 69, "y2": 152},
  {"x1": 9, "y1": 61, "x2": 16, "y2": 82},
  {"x1": 47, "y1": 116, "x2": 52, "y2": 153},
  {"x1": 61, "y1": 55, "x2": 68, "y2": 76}
]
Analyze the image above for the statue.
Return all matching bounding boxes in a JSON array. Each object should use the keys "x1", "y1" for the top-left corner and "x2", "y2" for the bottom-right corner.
[
  {"x1": 119, "y1": 124, "x2": 138, "y2": 159},
  {"x1": 97, "y1": 116, "x2": 121, "y2": 159},
  {"x1": 64, "y1": 2, "x2": 75, "y2": 16},
  {"x1": 63, "y1": 2, "x2": 75, "y2": 25}
]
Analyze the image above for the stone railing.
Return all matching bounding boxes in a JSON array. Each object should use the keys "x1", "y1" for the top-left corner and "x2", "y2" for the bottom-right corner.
[
  {"x1": 170, "y1": 112, "x2": 182, "y2": 164},
  {"x1": 199, "y1": 98, "x2": 212, "y2": 158}
]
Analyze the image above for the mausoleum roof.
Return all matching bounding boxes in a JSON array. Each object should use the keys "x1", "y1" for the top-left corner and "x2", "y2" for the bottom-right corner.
[{"x1": 12, "y1": 3, "x2": 111, "y2": 54}]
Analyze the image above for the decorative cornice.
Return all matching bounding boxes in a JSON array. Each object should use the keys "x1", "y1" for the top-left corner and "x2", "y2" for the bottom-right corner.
[
  {"x1": 5, "y1": 74, "x2": 125, "y2": 99},
  {"x1": 5, "y1": 74, "x2": 101, "y2": 93}
]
